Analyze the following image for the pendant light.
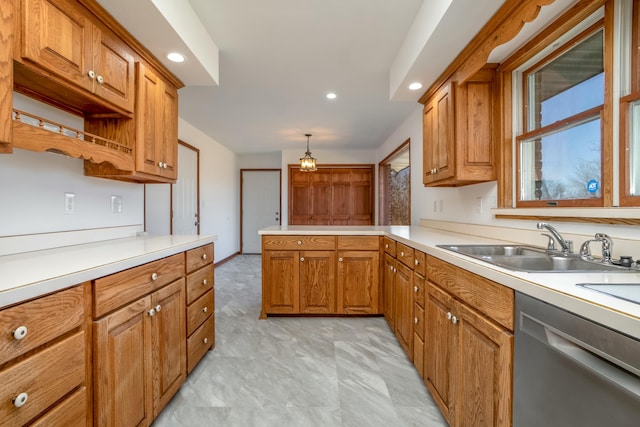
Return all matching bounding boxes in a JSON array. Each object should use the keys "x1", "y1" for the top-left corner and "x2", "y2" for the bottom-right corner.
[{"x1": 299, "y1": 133, "x2": 317, "y2": 172}]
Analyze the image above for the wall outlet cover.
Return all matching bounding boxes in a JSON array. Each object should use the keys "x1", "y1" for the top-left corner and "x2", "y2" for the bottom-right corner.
[
  {"x1": 111, "y1": 195, "x2": 123, "y2": 214},
  {"x1": 64, "y1": 193, "x2": 75, "y2": 215}
]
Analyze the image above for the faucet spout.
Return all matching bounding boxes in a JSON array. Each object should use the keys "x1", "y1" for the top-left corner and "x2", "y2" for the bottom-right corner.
[
  {"x1": 595, "y1": 233, "x2": 613, "y2": 264},
  {"x1": 537, "y1": 222, "x2": 573, "y2": 254}
]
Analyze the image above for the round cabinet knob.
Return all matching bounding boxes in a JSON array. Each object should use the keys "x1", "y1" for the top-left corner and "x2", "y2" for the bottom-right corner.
[
  {"x1": 158, "y1": 161, "x2": 163, "y2": 167},
  {"x1": 13, "y1": 392, "x2": 28, "y2": 408},
  {"x1": 202, "y1": 306, "x2": 208, "y2": 313},
  {"x1": 446, "y1": 312, "x2": 452, "y2": 320},
  {"x1": 393, "y1": 267, "x2": 397, "y2": 272},
  {"x1": 415, "y1": 259, "x2": 419, "y2": 266},
  {"x1": 155, "y1": 304, "x2": 161, "y2": 313},
  {"x1": 390, "y1": 265, "x2": 394, "y2": 271},
  {"x1": 451, "y1": 316, "x2": 458, "y2": 324},
  {"x1": 96, "y1": 75, "x2": 104, "y2": 84},
  {"x1": 400, "y1": 251, "x2": 405, "y2": 257},
  {"x1": 151, "y1": 273, "x2": 158, "y2": 281},
  {"x1": 414, "y1": 286, "x2": 418, "y2": 293},
  {"x1": 300, "y1": 257, "x2": 305, "y2": 262},
  {"x1": 148, "y1": 308, "x2": 156, "y2": 317},
  {"x1": 297, "y1": 240, "x2": 302, "y2": 245},
  {"x1": 203, "y1": 279, "x2": 208, "y2": 286},
  {"x1": 87, "y1": 70, "x2": 96, "y2": 79},
  {"x1": 203, "y1": 338, "x2": 208, "y2": 344},
  {"x1": 385, "y1": 244, "x2": 389, "y2": 249},
  {"x1": 414, "y1": 317, "x2": 419, "y2": 324},
  {"x1": 202, "y1": 253, "x2": 207, "y2": 260},
  {"x1": 338, "y1": 257, "x2": 343, "y2": 262},
  {"x1": 13, "y1": 326, "x2": 28, "y2": 340}
]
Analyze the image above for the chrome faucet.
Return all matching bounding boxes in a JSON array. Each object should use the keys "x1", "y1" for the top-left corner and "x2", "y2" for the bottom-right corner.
[
  {"x1": 578, "y1": 239, "x2": 597, "y2": 261},
  {"x1": 595, "y1": 233, "x2": 613, "y2": 264},
  {"x1": 537, "y1": 222, "x2": 573, "y2": 254}
]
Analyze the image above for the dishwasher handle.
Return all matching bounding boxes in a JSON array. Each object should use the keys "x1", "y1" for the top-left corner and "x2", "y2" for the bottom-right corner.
[{"x1": 521, "y1": 312, "x2": 640, "y2": 400}]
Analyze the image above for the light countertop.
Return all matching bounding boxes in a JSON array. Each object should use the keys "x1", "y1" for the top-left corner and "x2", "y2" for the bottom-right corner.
[
  {"x1": 0, "y1": 234, "x2": 216, "y2": 309},
  {"x1": 260, "y1": 225, "x2": 640, "y2": 339}
]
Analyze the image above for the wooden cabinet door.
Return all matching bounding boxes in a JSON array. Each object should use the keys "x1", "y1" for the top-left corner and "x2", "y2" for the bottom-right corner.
[
  {"x1": 299, "y1": 250, "x2": 335, "y2": 313},
  {"x1": 159, "y1": 81, "x2": 178, "y2": 180},
  {"x1": 425, "y1": 282, "x2": 455, "y2": 424},
  {"x1": 336, "y1": 250, "x2": 379, "y2": 314},
  {"x1": 289, "y1": 169, "x2": 312, "y2": 225},
  {"x1": 92, "y1": 27, "x2": 135, "y2": 113},
  {"x1": 394, "y1": 262, "x2": 413, "y2": 357},
  {"x1": 21, "y1": 0, "x2": 94, "y2": 92},
  {"x1": 349, "y1": 168, "x2": 373, "y2": 225},
  {"x1": 383, "y1": 253, "x2": 396, "y2": 326},
  {"x1": 310, "y1": 169, "x2": 332, "y2": 224},
  {"x1": 423, "y1": 82, "x2": 454, "y2": 184},
  {"x1": 151, "y1": 279, "x2": 186, "y2": 417},
  {"x1": 135, "y1": 62, "x2": 161, "y2": 176},
  {"x1": 93, "y1": 295, "x2": 153, "y2": 427},
  {"x1": 330, "y1": 169, "x2": 350, "y2": 225},
  {"x1": 262, "y1": 250, "x2": 299, "y2": 313},
  {"x1": 454, "y1": 300, "x2": 513, "y2": 427}
]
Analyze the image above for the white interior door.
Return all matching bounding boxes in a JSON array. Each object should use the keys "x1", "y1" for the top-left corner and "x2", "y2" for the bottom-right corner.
[
  {"x1": 172, "y1": 144, "x2": 199, "y2": 235},
  {"x1": 242, "y1": 170, "x2": 280, "y2": 253}
]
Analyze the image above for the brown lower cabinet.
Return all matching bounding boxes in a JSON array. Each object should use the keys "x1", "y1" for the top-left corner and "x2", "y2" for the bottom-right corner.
[
  {"x1": 261, "y1": 235, "x2": 380, "y2": 317},
  {"x1": 425, "y1": 256, "x2": 513, "y2": 427}
]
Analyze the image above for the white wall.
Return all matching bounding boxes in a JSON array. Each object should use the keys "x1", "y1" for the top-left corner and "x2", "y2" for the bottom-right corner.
[
  {"x1": 177, "y1": 118, "x2": 239, "y2": 262},
  {"x1": 238, "y1": 152, "x2": 282, "y2": 169},
  {"x1": 144, "y1": 184, "x2": 171, "y2": 235},
  {"x1": 1, "y1": 93, "x2": 144, "y2": 237},
  {"x1": 279, "y1": 148, "x2": 377, "y2": 225}
]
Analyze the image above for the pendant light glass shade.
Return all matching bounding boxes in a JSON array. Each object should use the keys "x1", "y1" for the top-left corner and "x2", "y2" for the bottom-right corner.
[{"x1": 299, "y1": 133, "x2": 317, "y2": 172}]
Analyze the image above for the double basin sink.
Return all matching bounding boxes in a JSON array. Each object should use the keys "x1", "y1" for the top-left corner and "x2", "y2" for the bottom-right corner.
[{"x1": 436, "y1": 244, "x2": 632, "y2": 273}]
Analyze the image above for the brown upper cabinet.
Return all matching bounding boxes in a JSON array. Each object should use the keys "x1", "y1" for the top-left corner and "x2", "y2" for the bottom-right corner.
[
  {"x1": 4, "y1": 0, "x2": 183, "y2": 184},
  {"x1": 422, "y1": 65, "x2": 497, "y2": 187},
  {"x1": 15, "y1": 0, "x2": 135, "y2": 115}
]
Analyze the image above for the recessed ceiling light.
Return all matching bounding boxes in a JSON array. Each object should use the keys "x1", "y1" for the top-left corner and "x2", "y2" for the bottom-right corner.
[
  {"x1": 409, "y1": 82, "x2": 423, "y2": 91},
  {"x1": 326, "y1": 92, "x2": 337, "y2": 100},
  {"x1": 167, "y1": 52, "x2": 185, "y2": 63}
]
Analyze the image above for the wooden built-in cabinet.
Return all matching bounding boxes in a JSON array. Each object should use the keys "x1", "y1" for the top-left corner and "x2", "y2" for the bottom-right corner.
[
  {"x1": 288, "y1": 166, "x2": 374, "y2": 225},
  {"x1": 93, "y1": 254, "x2": 186, "y2": 426},
  {"x1": 422, "y1": 65, "x2": 497, "y2": 187},
  {"x1": 412, "y1": 250, "x2": 426, "y2": 378},
  {"x1": 261, "y1": 235, "x2": 380, "y2": 317},
  {"x1": 185, "y1": 244, "x2": 215, "y2": 373},
  {"x1": 4, "y1": 0, "x2": 183, "y2": 183},
  {"x1": 0, "y1": 284, "x2": 88, "y2": 427},
  {"x1": 425, "y1": 255, "x2": 513, "y2": 427}
]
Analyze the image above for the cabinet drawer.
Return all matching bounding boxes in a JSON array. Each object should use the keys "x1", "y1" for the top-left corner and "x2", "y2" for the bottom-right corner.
[
  {"x1": 414, "y1": 303, "x2": 425, "y2": 340},
  {"x1": 337, "y1": 235, "x2": 379, "y2": 250},
  {"x1": 262, "y1": 235, "x2": 336, "y2": 250},
  {"x1": 427, "y1": 255, "x2": 514, "y2": 330},
  {"x1": 414, "y1": 250, "x2": 426, "y2": 277},
  {"x1": 414, "y1": 274, "x2": 425, "y2": 308},
  {"x1": 187, "y1": 290, "x2": 214, "y2": 336},
  {"x1": 93, "y1": 253, "x2": 184, "y2": 318},
  {"x1": 186, "y1": 264, "x2": 214, "y2": 305},
  {"x1": 186, "y1": 244, "x2": 214, "y2": 273},
  {"x1": 31, "y1": 386, "x2": 86, "y2": 427},
  {"x1": 383, "y1": 237, "x2": 396, "y2": 256},
  {"x1": 0, "y1": 285, "x2": 84, "y2": 366},
  {"x1": 0, "y1": 331, "x2": 85, "y2": 427},
  {"x1": 396, "y1": 242, "x2": 415, "y2": 268},
  {"x1": 187, "y1": 315, "x2": 214, "y2": 374}
]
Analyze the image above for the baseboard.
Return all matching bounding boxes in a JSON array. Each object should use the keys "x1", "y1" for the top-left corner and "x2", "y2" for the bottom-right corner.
[{"x1": 215, "y1": 251, "x2": 241, "y2": 267}]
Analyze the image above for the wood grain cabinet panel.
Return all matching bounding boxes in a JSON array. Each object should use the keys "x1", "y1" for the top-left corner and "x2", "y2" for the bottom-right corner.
[
  {"x1": 186, "y1": 264, "x2": 214, "y2": 305},
  {"x1": 336, "y1": 250, "x2": 379, "y2": 314},
  {"x1": 187, "y1": 289, "x2": 214, "y2": 336},
  {"x1": 383, "y1": 253, "x2": 396, "y2": 326},
  {"x1": 31, "y1": 387, "x2": 86, "y2": 427},
  {"x1": 262, "y1": 250, "x2": 300, "y2": 314},
  {"x1": 187, "y1": 315, "x2": 215, "y2": 374},
  {"x1": 299, "y1": 250, "x2": 336, "y2": 314},
  {"x1": 394, "y1": 261, "x2": 413, "y2": 357},
  {"x1": 186, "y1": 243, "x2": 214, "y2": 273}
]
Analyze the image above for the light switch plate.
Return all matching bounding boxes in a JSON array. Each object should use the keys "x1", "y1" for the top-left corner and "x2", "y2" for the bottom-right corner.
[{"x1": 111, "y1": 195, "x2": 122, "y2": 213}]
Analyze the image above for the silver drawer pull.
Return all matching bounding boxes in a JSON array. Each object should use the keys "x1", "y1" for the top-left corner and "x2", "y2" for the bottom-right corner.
[
  {"x1": 202, "y1": 253, "x2": 207, "y2": 260},
  {"x1": 13, "y1": 326, "x2": 28, "y2": 340},
  {"x1": 202, "y1": 307, "x2": 208, "y2": 313},
  {"x1": 203, "y1": 279, "x2": 208, "y2": 285},
  {"x1": 13, "y1": 392, "x2": 28, "y2": 408},
  {"x1": 151, "y1": 273, "x2": 158, "y2": 281},
  {"x1": 203, "y1": 337, "x2": 208, "y2": 344}
]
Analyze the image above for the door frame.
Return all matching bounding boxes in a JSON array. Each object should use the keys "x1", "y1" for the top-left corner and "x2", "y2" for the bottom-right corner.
[
  {"x1": 170, "y1": 140, "x2": 200, "y2": 234},
  {"x1": 378, "y1": 139, "x2": 411, "y2": 225},
  {"x1": 240, "y1": 169, "x2": 282, "y2": 253}
]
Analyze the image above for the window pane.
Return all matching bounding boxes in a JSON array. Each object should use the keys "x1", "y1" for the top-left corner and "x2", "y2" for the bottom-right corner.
[
  {"x1": 527, "y1": 30, "x2": 604, "y2": 130},
  {"x1": 520, "y1": 117, "x2": 601, "y2": 201},
  {"x1": 631, "y1": 101, "x2": 640, "y2": 196}
]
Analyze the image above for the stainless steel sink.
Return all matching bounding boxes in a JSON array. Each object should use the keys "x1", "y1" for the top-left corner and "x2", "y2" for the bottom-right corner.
[
  {"x1": 577, "y1": 283, "x2": 640, "y2": 304},
  {"x1": 437, "y1": 244, "x2": 633, "y2": 272}
]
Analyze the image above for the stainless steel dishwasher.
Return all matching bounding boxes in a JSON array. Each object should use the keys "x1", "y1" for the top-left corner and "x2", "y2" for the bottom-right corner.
[{"x1": 514, "y1": 292, "x2": 640, "y2": 426}]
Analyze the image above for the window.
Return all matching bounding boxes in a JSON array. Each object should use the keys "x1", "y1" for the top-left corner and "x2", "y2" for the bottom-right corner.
[{"x1": 517, "y1": 26, "x2": 604, "y2": 206}]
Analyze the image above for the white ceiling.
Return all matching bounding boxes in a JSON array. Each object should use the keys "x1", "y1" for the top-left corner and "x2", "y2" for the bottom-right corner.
[{"x1": 95, "y1": 0, "x2": 576, "y2": 155}]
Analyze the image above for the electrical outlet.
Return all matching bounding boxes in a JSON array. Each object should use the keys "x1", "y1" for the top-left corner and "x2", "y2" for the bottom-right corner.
[
  {"x1": 64, "y1": 193, "x2": 75, "y2": 215},
  {"x1": 111, "y1": 195, "x2": 122, "y2": 214},
  {"x1": 475, "y1": 197, "x2": 483, "y2": 214}
]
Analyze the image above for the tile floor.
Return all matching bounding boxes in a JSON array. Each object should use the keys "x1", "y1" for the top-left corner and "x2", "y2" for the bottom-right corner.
[{"x1": 153, "y1": 255, "x2": 447, "y2": 426}]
